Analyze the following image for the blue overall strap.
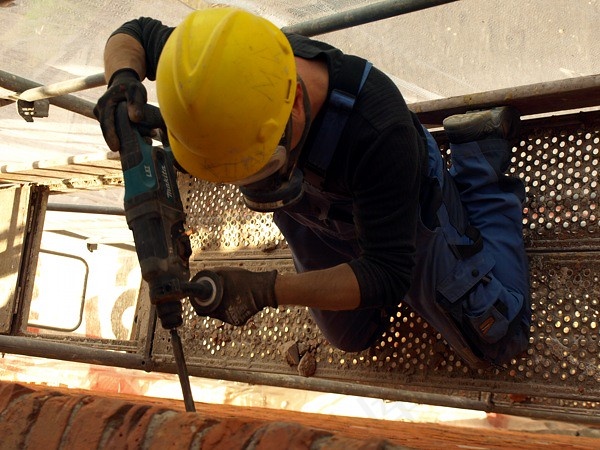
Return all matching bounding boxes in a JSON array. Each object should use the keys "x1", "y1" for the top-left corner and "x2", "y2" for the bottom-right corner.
[{"x1": 304, "y1": 55, "x2": 373, "y2": 188}]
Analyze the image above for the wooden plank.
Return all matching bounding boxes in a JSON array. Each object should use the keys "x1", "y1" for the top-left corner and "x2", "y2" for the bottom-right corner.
[
  {"x1": 0, "y1": 151, "x2": 122, "y2": 188},
  {"x1": 6, "y1": 167, "x2": 120, "y2": 179},
  {"x1": 0, "y1": 185, "x2": 30, "y2": 333}
]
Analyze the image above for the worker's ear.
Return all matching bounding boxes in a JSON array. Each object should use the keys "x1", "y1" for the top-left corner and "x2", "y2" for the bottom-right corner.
[
  {"x1": 289, "y1": 79, "x2": 310, "y2": 150},
  {"x1": 290, "y1": 80, "x2": 305, "y2": 123}
]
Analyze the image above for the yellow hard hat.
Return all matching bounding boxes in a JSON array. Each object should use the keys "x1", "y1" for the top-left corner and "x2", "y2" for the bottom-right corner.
[{"x1": 156, "y1": 8, "x2": 296, "y2": 183}]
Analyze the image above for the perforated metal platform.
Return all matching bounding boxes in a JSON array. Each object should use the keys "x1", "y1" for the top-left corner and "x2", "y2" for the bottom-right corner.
[{"x1": 147, "y1": 111, "x2": 600, "y2": 423}]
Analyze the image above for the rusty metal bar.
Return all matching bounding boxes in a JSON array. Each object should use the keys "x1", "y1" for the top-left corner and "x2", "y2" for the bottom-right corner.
[{"x1": 282, "y1": 0, "x2": 459, "y2": 36}]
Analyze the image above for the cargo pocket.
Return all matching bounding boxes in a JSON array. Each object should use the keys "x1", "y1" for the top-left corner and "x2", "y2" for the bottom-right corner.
[
  {"x1": 467, "y1": 298, "x2": 509, "y2": 344},
  {"x1": 437, "y1": 250, "x2": 495, "y2": 308},
  {"x1": 436, "y1": 250, "x2": 500, "y2": 348},
  {"x1": 437, "y1": 249, "x2": 528, "y2": 363}
]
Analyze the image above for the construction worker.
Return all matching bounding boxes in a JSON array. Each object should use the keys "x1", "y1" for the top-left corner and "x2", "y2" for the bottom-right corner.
[{"x1": 94, "y1": 8, "x2": 531, "y2": 368}]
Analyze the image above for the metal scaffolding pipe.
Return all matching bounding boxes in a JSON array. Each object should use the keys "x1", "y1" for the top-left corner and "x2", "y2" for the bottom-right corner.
[
  {"x1": 47, "y1": 203, "x2": 125, "y2": 216},
  {"x1": 0, "y1": 335, "x2": 488, "y2": 416},
  {"x1": 0, "y1": 69, "x2": 98, "y2": 119},
  {"x1": 282, "y1": 0, "x2": 459, "y2": 36},
  {"x1": 0, "y1": 335, "x2": 147, "y2": 371},
  {"x1": 177, "y1": 364, "x2": 599, "y2": 425},
  {"x1": 1, "y1": 334, "x2": 598, "y2": 425},
  {"x1": 18, "y1": 73, "x2": 106, "y2": 102}
]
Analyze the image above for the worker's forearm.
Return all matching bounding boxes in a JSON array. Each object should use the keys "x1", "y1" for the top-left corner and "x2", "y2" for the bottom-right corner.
[
  {"x1": 104, "y1": 34, "x2": 147, "y2": 83},
  {"x1": 274, "y1": 263, "x2": 360, "y2": 310}
]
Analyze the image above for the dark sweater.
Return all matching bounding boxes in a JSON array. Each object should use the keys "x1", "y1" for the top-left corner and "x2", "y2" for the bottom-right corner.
[{"x1": 113, "y1": 18, "x2": 427, "y2": 310}]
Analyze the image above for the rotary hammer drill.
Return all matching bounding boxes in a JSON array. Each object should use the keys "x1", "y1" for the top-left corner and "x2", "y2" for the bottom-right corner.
[{"x1": 115, "y1": 103, "x2": 223, "y2": 411}]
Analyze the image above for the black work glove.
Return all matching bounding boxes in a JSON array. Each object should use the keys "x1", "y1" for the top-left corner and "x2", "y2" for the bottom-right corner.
[
  {"x1": 93, "y1": 69, "x2": 148, "y2": 152},
  {"x1": 191, "y1": 268, "x2": 278, "y2": 326}
]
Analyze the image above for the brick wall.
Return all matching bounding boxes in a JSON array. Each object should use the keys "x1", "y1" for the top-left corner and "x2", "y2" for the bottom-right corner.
[
  {"x1": 1, "y1": 380, "x2": 598, "y2": 449},
  {"x1": 0, "y1": 381, "x2": 405, "y2": 449}
]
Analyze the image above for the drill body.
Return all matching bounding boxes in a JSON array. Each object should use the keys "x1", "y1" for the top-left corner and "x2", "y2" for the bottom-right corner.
[{"x1": 115, "y1": 103, "x2": 192, "y2": 330}]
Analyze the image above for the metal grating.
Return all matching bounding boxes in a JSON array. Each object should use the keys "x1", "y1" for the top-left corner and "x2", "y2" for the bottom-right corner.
[
  {"x1": 181, "y1": 181, "x2": 286, "y2": 256},
  {"x1": 150, "y1": 113, "x2": 600, "y2": 421},
  {"x1": 517, "y1": 124, "x2": 600, "y2": 249}
]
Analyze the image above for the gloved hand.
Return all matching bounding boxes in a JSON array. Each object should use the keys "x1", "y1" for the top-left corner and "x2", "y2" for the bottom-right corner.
[
  {"x1": 93, "y1": 69, "x2": 148, "y2": 152},
  {"x1": 191, "y1": 268, "x2": 278, "y2": 326}
]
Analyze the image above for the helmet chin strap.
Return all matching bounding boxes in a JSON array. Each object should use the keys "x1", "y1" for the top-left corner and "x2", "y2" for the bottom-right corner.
[{"x1": 239, "y1": 78, "x2": 312, "y2": 212}]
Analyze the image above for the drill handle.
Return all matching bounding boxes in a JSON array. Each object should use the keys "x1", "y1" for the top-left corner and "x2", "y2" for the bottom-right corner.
[
  {"x1": 141, "y1": 104, "x2": 166, "y2": 130},
  {"x1": 115, "y1": 104, "x2": 166, "y2": 171}
]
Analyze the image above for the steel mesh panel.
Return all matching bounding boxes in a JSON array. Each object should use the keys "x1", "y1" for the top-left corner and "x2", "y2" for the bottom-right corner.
[
  {"x1": 180, "y1": 179, "x2": 286, "y2": 255},
  {"x1": 158, "y1": 255, "x2": 600, "y2": 390},
  {"x1": 152, "y1": 116, "x2": 600, "y2": 418},
  {"x1": 516, "y1": 124, "x2": 600, "y2": 249},
  {"x1": 529, "y1": 254, "x2": 600, "y2": 383}
]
